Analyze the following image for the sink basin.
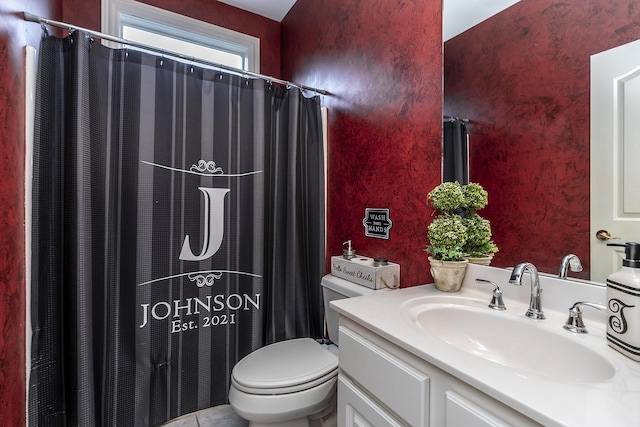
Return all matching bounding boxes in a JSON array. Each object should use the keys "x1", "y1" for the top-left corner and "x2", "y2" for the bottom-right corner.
[{"x1": 403, "y1": 299, "x2": 616, "y2": 383}]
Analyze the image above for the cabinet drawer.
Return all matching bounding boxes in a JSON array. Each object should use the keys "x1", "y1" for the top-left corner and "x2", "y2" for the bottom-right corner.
[{"x1": 339, "y1": 326, "x2": 429, "y2": 427}]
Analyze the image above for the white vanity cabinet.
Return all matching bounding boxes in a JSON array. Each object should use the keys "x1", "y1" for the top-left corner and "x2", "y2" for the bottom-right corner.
[
  {"x1": 337, "y1": 319, "x2": 541, "y2": 427},
  {"x1": 338, "y1": 324, "x2": 429, "y2": 426}
]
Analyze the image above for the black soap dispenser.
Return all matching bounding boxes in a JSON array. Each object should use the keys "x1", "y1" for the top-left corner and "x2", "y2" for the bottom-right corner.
[{"x1": 606, "y1": 242, "x2": 640, "y2": 361}]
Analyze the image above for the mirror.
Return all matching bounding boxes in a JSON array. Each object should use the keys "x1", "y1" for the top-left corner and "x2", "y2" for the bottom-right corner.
[
  {"x1": 590, "y1": 39, "x2": 640, "y2": 283},
  {"x1": 443, "y1": 0, "x2": 640, "y2": 280}
]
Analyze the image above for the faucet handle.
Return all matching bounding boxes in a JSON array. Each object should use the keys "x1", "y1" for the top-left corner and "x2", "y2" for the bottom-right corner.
[
  {"x1": 563, "y1": 301, "x2": 606, "y2": 333},
  {"x1": 475, "y1": 278, "x2": 506, "y2": 310}
]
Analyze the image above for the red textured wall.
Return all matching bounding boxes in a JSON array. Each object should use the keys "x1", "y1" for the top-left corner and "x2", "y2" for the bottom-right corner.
[
  {"x1": 281, "y1": 1, "x2": 444, "y2": 287},
  {"x1": 61, "y1": 0, "x2": 281, "y2": 77},
  {"x1": 0, "y1": 1, "x2": 59, "y2": 425},
  {"x1": 445, "y1": 0, "x2": 640, "y2": 277}
]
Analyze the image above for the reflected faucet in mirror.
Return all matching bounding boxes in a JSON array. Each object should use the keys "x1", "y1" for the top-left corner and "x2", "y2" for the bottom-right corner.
[{"x1": 558, "y1": 254, "x2": 583, "y2": 279}]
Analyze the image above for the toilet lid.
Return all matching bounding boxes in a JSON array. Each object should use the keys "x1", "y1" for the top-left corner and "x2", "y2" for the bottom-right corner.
[{"x1": 232, "y1": 338, "x2": 338, "y2": 391}]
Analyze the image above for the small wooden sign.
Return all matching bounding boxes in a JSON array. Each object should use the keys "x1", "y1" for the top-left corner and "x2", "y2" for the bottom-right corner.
[{"x1": 362, "y1": 208, "x2": 392, "y2": 239}]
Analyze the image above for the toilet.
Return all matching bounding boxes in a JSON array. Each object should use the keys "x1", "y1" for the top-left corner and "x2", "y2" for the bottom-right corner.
[{"x1": 228, "y1": 274, "x2": 380, "y2": 427}]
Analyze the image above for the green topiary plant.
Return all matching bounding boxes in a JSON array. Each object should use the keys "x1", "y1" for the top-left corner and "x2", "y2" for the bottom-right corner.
[
  {"x1": 428, "y1": 181, "x2": 465, "y2": 212},
  {"x1": 426, "y1": 214, "x2": 467, "y2": 261},
  {"x1": 426, "y1": 181, "x2": 467, "y2": 261},
  {"x1": 461, "y1": 182, "x2": 488, "y2": 211},
  {"x1": 461, "y1": 212, "x2": 498, "y2": 258},
  {"x1": 426, "y1": 181, "x2": 498, "y2": 261}
]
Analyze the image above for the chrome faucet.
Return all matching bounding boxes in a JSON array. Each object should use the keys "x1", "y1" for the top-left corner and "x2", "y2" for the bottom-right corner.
[
  {"x1": 509, "y1": 263, "x2": 545, "y2": 319},
  {"x1": 558, "y1": 254, "x2": 583, "y2": 279}
]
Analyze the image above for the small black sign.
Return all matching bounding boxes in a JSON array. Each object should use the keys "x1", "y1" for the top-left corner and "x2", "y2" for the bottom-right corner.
[{"x1": 363, "y1": 208, "x2": 392, "y2": 239}]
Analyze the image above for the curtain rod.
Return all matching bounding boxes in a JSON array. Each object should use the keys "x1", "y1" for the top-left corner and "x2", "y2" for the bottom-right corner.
[
  {"x1": 443, "y1": 116, "x2": 469, "y2": 123},
  {"x1": 22, "y1": 12, "x2": 329, "y2": 96}
]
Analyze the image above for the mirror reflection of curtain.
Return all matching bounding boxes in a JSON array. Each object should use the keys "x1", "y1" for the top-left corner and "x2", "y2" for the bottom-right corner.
[
  {"x1": 443, "y1": 119, "x2": 469, "y2": 184},
  {"x1": 29, "y1": 30, "x2": 324, "y2": 426}
]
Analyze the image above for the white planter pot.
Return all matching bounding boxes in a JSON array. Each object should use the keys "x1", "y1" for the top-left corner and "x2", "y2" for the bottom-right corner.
[
  {"x1": 429, "y1": 257, "x2": 469, "y2": 292},
  {"x1": 466, "y1": 255, "x2": 493, "y2": 266}
]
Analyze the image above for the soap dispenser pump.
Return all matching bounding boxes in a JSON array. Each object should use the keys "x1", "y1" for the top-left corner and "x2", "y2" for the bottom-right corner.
[
  {"x1": 606, "y1": 242, "x2": 640, "y2": 361},
  {"x1": 342, "y1": 240, "x2": 356, "y2": 260}
]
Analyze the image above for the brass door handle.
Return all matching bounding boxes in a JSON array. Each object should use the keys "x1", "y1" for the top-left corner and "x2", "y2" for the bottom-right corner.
[{"x1": 596, "y1": 229, "x2": 620, "y2": 241}]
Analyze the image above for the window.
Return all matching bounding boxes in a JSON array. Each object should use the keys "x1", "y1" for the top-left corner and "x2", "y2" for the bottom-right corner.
[{"x1": 101, "y1": 0, "x2": 260, "y2": 72}]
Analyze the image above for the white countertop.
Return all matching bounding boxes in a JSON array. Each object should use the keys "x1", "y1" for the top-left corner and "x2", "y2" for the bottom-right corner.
[{"x1": 330, "y1": 263, "x2": 640, "y2": 427}]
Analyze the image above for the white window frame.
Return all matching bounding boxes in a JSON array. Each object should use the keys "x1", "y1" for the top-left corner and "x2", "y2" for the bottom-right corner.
[{"x1": 101, "y1": 0, "x2": 260, "y2": 72}]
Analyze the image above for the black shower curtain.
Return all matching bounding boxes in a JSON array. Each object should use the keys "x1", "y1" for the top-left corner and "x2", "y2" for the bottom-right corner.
[
  {"x1": 443, "y1": 119, "x2": 469, "y2": 184},
  {"x1": 29, "y1": 31, "x2": 325, "y2": 426}
]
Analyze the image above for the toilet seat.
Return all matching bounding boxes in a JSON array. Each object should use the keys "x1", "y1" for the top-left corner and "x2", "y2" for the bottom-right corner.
[{"x1": 231, "y1": 338, "x2": 338, "y2": 395}]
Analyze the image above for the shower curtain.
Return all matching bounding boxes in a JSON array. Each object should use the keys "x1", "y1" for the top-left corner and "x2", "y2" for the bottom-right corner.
[
  {"x1": 29, "y1": 31, "x2": 325, "y2": 426},
  {"x1": 443, "y1": 119, "x2": 468, "y2": 184}
]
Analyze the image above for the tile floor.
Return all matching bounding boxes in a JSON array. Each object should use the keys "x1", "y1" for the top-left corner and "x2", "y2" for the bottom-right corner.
[{"x1": 160, "y1": 405, "x2": 249, "y2": 427}]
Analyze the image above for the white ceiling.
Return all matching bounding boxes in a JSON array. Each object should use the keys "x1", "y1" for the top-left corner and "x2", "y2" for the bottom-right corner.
[
  {"x1": 443, "y1": 0, "x2": 521, "y2": 41},
  {"x1": 219, "y1": 0, "x2": 521, "y2": 41},
  {"x1": 217, "y1": 0, "x2": 297, "y2": 22}
]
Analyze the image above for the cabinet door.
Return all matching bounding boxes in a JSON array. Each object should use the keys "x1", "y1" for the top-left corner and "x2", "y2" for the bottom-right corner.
[
  {"x1": 339, "y1": 327, "x2": 429, "y2": 426},
  {"x1": 338, "y1": 376, "x2": 405, "y2": 427},
  {"x1": 445, "y1": 391, "x2": 511, "y2": 427}
]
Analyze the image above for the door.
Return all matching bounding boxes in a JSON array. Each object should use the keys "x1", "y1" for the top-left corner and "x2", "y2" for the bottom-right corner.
[{"x1": 591, "y1": 38, "x2": 640, "y2": 283}]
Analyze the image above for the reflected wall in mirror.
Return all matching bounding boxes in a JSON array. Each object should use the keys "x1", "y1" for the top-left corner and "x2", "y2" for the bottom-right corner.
[{"x1": 444, "y1": 0, "x2": 640, "y2": 280}]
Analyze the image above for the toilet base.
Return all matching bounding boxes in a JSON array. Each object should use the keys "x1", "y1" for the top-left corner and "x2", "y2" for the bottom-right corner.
[
  {"x1": 229, "y1": 373, "x2": 337, "y2": 426},
  {"x1": 247, "y1": 419, "x2": 309, "y2": 427},
  {"x1": 243, "y1": 395, "x2": 336, "y2": 427}
]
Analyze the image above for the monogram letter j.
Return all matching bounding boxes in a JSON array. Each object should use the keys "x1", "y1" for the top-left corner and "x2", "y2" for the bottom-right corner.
[{"x1": 179, "y1": 187, "x2": 230, "y2": 261}]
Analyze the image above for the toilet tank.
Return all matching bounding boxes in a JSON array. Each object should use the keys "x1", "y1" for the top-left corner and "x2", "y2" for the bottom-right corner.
[{"x1": 321, "y1": 274, "x2": 379, "y2": 345}]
